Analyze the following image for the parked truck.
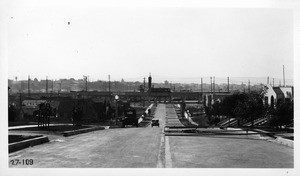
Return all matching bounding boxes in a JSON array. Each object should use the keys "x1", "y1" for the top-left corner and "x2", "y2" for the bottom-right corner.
[{"x1": 121, "y1": 108, "x2": 139, "y2": 128}]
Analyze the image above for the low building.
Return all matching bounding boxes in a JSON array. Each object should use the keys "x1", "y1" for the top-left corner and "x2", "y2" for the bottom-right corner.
[
  {"x1": 22, "y1": 100, "x2": 47, "y2": 108},
  {"x1": 203, "y1": 93, "x2": 233, "y2": 107},
  {"x1": 264, "y1": 84, "x2": 293, "y2": 107},
  {"x1": 149, "y1": 87, "x2": 171, "y2": 93}
]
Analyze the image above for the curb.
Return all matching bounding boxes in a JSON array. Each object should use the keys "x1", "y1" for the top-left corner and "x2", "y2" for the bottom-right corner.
[
  {"x1": 107, "y1": 126, "x2": 120, "y2": 129},
  {"x1": 250, "y1": 129, "x2": 276, "y2": 137},
  {"x1": 250, "y1": 128, "x2": 293, "y2": 148},
  {"x1": 273, "y1": 137, "x2": 293, "y2": 148},
  {"x1": 142, "y1": 121, "x2": 151, "y2": 127},
  {"x1": 9, "y1": 136, "x2": 49, "y2": 153},
  {"x1": 108, "y1": 119, "x2": 151, "y2": 128},
  {"x1": 62, "y1": 126, "x2": 106, "y2": 137},
  {"x1": 165, "y1": 133, "x2": 199, "y2": 136}
]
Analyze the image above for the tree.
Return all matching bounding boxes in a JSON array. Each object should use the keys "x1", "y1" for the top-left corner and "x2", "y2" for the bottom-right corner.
[
  {"x1": 217, "y1": 91, "x2": 265, "y2": 127},
  {"x1": 206, "y1": 102, "x2": 223, "y2": 126},
  {"x1": 237, "y1": 91, "x2": 265, "y2": 127},
  {"x1": 270, "y1": 100, "x2": 293, "y2": 129},
  {"x1": 8, "y1": 104, "x2": 16, "y2": 122},
  {"x1": 219, "y1": 93, "x2": 247, "y2": 126},
  {"x1": 233, "y1": 101, "x2": 247, "y2": 126},
  {"x1": 211, "y1": 101, "x2": 222, "y2": 117},
  {"x1": 204, "y1": 106, "x2": 214, "y2": 126},
  {"x1": 205, "y1": 106, "x2": 213, "y2": 118}
]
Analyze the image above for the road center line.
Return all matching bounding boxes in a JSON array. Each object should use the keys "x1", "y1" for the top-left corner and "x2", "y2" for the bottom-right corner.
[
  {"x1": 165, "y1": 135, "x2": 172, "y2": 168},
  {"x1": 157, "y1": 132, "x2": 165, "y2": 168}
]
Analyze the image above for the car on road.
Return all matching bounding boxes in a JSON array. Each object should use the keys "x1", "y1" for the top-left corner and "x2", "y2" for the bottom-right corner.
[
  {"x1": 121, "y1": 108, "x2": 139, "y2": 128},
  {"x1": 151, "y1": 119, "x2": 159, "y2": 127}
]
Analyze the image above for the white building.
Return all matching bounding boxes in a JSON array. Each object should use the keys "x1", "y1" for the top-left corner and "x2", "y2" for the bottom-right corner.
[{"x1": 263, "y1": 84, "x2": 293, "y2": 107}]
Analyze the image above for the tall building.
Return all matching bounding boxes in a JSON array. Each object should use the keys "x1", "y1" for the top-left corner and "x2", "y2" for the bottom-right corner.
[{"x1": 148, "y1": 73, "x2": 152, "y2": 92}]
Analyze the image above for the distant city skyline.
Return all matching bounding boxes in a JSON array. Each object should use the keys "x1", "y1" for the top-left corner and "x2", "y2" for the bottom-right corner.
[
  {"x1": 7, "y1": 76, "x2": 270, "y2": 94},
  {"x1": 7, "y1": 5, "x2": 294, "y2": 84},
  {"x1": 8, "y1": 75, "x2": 293, "y2": 87}
]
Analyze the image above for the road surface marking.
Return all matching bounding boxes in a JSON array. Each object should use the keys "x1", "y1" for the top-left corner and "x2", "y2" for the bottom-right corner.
[
  {"x1": 157, "y1": 133, "x2": 165, "y2": 168},
  {"x1": 165, "y1": 136, "x2": 172, "y2": 168}
]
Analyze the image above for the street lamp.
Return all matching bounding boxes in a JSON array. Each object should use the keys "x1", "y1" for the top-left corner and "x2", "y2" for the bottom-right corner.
[{"x1": 115, "y1": 95, "x2": 119, "y2": 118}]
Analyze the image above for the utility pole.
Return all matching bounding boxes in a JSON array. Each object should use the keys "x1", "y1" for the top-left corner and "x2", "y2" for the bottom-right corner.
[
  {"x1": 210, "y1": 77, "x2": 212, "y2": 93},
  {"x1": 83, "y1": 75, "x2": 88, "y2": 92},
  {"x1": 143, "y1": 77, "x2": 146, "y2": 106},
  {"x1": 201, "y1": 77, "x2": 203, "y2": 93},
  {"x1": 20, "y1": 80, "x2": 24, "y2": 93},
  {"x1": 50, "y1": 79, "x2": 54, "y2": 97},
  {"x1": 227, "y1": 77, "x2": 230, "y2": 93},
  {"x1": 19, "y1": 80, "x2": 23, "y2": 110},
  {"x1": 272, "y1": 78, "x2": 275, "y2": 87},
  {"x1": 108, "y1": 75, "x2": 111, "y2": 98},
  {"x1": 283, "y1": 65, "x2": 286, "y2": 87},
  {"x1": 143, "y1": 77, "x2": 146, "y2": 92},
  {"x1": 58, "y1": 80, "x2": 62, "y2": 97},
  {"x1": 248, "y1": 80, "x2": 250, "y2": 93},
  {"x1": 213, "y1": 76, "x2": 215, "y2": 94},
  {"x1": 86, "y1": 76, "x2": 88, "y2": 91},
  {"x1": 46, "y1": 76, "x2": 48, "y2": 94},
  {"x1": 267, "y1": 76, "x2": 269, "y2": 85},
  {"x1": 242, "y1": 82, "x2": 245, "y2": 93},
  {"x1": 28, "y1": 75, "x2": 30, "y2": 97},
  {"x1": 51, "y1": 80, "x2": 54, "y2": 93}
]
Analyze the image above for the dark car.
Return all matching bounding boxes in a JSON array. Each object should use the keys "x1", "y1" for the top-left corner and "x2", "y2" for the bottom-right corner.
[
  {"x1": 122, "y1": 109, "x2": 138, "y2": 127},
  {"x1": 151, "y1": 119, "x2": 159, "y2": 127}
]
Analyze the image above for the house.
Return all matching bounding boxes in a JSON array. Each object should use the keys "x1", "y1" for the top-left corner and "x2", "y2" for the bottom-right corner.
[
  {"x1": 264, "y1": 84, "x2": 293, "y2": 107},
  {"x1": 21, "y1": 100, "x2": 47, "y2": 117},
  {"x1": 22, "y1": 100, "x2": 47, "y2": 108},
  {"x1": 203, "y1": 93, "x2": 233, "y2": 107}
]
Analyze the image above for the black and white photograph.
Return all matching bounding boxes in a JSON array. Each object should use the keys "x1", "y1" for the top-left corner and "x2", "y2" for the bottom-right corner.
[{"x1": 0, "y1": 0, "x2": 299, "y2": 176}]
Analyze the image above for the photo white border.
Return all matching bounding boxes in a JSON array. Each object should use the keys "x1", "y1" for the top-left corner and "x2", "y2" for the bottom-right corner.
[{"x1": 1, "y1": 0, "x2": 299, "y2": 176}]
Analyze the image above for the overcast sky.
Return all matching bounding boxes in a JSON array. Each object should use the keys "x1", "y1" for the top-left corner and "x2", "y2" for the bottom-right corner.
[{"x1": 7, "y1": 3, "x2": 294, "y2": 84}]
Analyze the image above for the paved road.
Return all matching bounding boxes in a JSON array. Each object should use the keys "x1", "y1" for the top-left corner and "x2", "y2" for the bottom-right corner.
[
  {"x1": 168, "y1": 135, "x2": 293, "y2": 168},
  {"x1": 9, "y1": 103, "x2": 293, "y2": 168},
  {"x1": 9, "y1": 104, "x2": 166, "y2": 168}
]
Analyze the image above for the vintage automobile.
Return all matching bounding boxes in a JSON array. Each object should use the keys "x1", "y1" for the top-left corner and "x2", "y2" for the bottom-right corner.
[
  {"x1": 151, "y1": 119, "x2": 159, "y2": 127},
  {"x1": 121, "y1": 108, "x2": 139, "y2": 128}
]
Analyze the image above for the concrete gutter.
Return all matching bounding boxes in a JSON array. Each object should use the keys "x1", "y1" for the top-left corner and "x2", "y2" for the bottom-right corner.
[
  {"x1": 145, "y1": 103, "x2": 154, "y2": 114},
  {"x1": 141, "y1": 121, "x2": 151, "y2": 127},
  {"x1": 273, "y1": 137, "x2": 293, "y2": 148},
  {"x1": 9, "y1": 136, "x2": 49, "y2": 153},
  {"x1": 62, "y1": 126, "x2": 106, "y2": 137},
  {"x1": 250, "y1": 128, "x2": 293, "y2": 148},
  {"x1": 138, "y1": 117, "x2": 143, "y2": 123},
  {"x1": 184, "y1": 112, "x2": 199, "y2": 126}
]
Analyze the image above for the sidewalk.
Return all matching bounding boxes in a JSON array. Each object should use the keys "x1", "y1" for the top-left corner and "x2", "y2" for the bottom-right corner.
[
  {"x1": 165, "y1": 104, "x2": 185, "y2": 127},
  {"x1": 9, "y1": 123, "x2": 73, "y2": 130}
]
